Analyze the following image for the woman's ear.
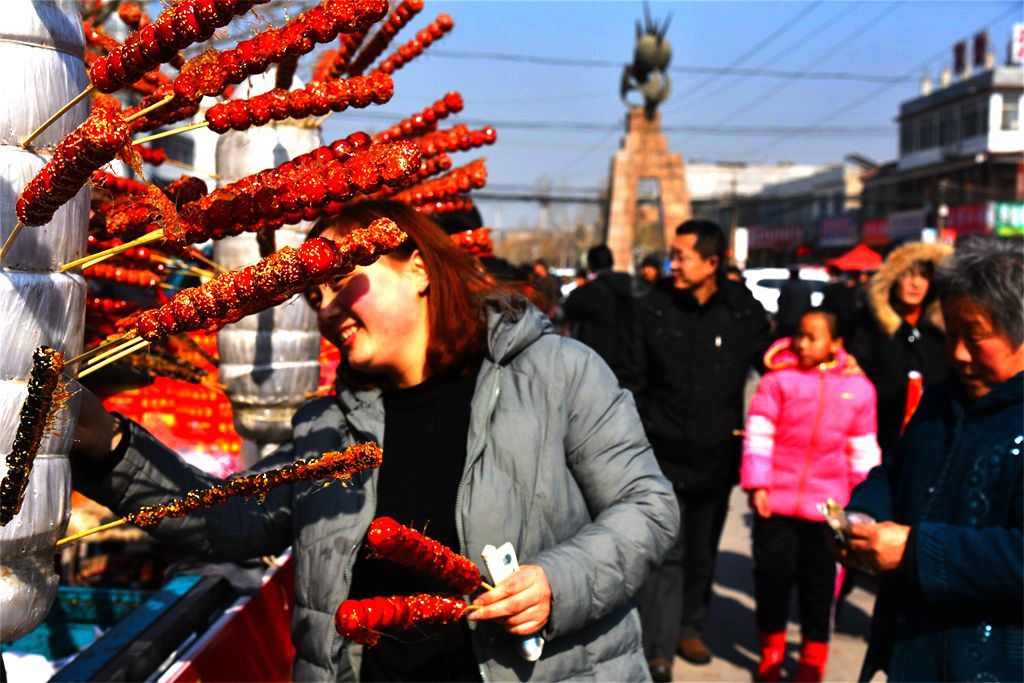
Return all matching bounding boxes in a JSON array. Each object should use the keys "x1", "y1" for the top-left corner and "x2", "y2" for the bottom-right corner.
[{"x1": 410, "y1": 249, "x2": 430, "y2": 296}]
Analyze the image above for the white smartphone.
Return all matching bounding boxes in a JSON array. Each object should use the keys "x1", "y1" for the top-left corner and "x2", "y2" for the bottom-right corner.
[{"x1": 481, "y1": 542, "x2": 545, "y2": 662}]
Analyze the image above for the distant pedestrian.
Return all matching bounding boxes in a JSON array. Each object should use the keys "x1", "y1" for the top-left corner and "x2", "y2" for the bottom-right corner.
[
  {"x1": 633, "y1": 220, "x2": 770, "y2": 678},
  {"x1": 637, "y1": 253, "x2": 663, "y2": 291},
  {"x1": 840, "y1": 236, "x2": 1024, "y2": 682},
  {"x1": 724, "y1": 263, "x2": 745, "y2": 283},
  {"x1": 847, "y1": 242, "x2": 952, "y2": 455},
  {"x1": 531, "y1": 259, "x2": 561, "y2": 316},
  {"x1": 775, "y1": 267, "x2": 812, "y2": 338},
  {"x1": 562, "y1": 245, "x2": 638, "y2": 385},
  {"x1": 820, "y1": 266, "x2": 860, "y2": 338},
  {"x1": 742, "y1": 310, "x2": 881, "y2": 682}
]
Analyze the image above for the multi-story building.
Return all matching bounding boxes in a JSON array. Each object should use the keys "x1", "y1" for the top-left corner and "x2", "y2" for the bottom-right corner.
[
  {"x1": 860, "y1": 59, "x2": 1023, "y2": 245},
  {"x1": 730, "y1": 160, "x2": 869, "y2": 265}
]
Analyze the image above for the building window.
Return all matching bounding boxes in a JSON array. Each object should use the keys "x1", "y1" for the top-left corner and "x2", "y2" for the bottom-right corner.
[
  {"x1": 900, "y1": 122, "x2": 914, "y2": 153},
  {"x1": 938, "y1": 108, "x2": 956, "y2": 145},
  {"x1": 1002, "y1": 97, "x2": 1020, "y2": 131},
  {"x1": 962, "y1": 101, "x2": 980, "y2": 138},
  {"x1": 917, "y1": 116, "x2": 934, "y2": 149}
]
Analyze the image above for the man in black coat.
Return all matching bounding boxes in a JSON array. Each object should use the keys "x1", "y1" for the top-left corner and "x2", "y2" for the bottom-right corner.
[
  {"x1": 633, "y1": 220, "x2": 771, "y2": 678},
  {"x1": 562, "y1": 244, "x2": 638, "y2": 386},
  {"x1": 775, "y1": 267, "x2": 812, "y2": 338}
]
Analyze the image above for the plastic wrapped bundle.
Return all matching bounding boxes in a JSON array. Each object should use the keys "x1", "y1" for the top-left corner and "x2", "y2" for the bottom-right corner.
[
  {"x1": 0, "y1": 0, "x2": 87, "y2": 643},
  {"x1": 214, "y1": 69, "x2": 324, "y2": 466}
]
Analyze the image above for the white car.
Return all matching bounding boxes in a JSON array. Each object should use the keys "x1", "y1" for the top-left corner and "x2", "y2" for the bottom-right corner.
[{"x1": 743, "y1": 267, "x2": 830, "y2": 315}]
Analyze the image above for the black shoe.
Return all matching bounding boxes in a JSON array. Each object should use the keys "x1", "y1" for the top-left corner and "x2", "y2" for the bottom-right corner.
[
  {"x1": 648, "y1": 658, "x2": 673, "y2": 682},
  {"x1": 677, "y1": 636, "x2": 713, "y2": 665}
]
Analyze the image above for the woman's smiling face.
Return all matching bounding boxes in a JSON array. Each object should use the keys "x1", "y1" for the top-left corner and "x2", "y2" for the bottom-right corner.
[{"x1": 307, "y1": 227, "x2": 431, "y2": 387}]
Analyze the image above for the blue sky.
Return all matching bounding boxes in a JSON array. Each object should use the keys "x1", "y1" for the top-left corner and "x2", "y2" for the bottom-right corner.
[{"x1": 320, "y1": 1, "x2": 1022, "y2": 227}]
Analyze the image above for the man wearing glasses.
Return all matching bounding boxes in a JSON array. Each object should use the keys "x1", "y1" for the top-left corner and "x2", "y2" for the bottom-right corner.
[{"x1": 633, "y1": 220, "x2": 770, "y2": 680}]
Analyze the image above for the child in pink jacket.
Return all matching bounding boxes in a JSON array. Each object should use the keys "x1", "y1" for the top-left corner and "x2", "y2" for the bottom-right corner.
[{"x1": 741, "y1": 310, "x2": 880, "y2": 683}]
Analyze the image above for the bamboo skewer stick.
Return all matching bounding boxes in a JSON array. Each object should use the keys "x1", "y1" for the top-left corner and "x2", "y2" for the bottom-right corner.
[
  {"x1": 84, "y1": 334, "x2": 143, "y2": 367},
  {"x1": 60, "y1": 229, "x2": 165, "y2": 272},
  {"x1": 133, "y1": 121, "x2": 209, "y2": 146},
  {"x1": 164, "y1": 158, "x2": 220, "y2": 179},
  {"x1": 0, "y1": 223, "x2": 25, "y2": 264},
  {"x1": 75, "y1": 339, "x2": 151, "y2": 380},
  {"x1": 151, "y1": 253, "x2": 214, "y2": 279},
  {"x1": 124, "y1": 94, "x2": 175, "y2": 123},
  {"x1": 56, "y1": 518, "x2": 127, "y2": 547},
  {"x1": 66, "y1": 333, "x2": 133, "y2": 366},
  {"x1": 20, "y1": 84, "x2": 95, "y2": 148},
  {"x1": 186, "y1": 248, "x2": 225, "y2": 273}
]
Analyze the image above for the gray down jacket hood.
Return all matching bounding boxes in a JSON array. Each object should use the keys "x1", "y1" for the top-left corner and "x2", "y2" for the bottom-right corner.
[{"x1": 76, "y1": 298, "x2": 680, "y2": 681}]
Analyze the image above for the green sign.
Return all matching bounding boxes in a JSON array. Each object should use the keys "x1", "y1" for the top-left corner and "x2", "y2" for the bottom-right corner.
[{"x1": 994, "y1": 202, "x2": 1024, "y2": 237}]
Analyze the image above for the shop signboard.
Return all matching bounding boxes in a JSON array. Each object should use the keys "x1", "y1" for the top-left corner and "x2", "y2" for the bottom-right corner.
[
  {"x1": 749, "y1": 225, "x2": 805, "y2": 250},
  {"x1": 888, "y1": 209, "x2": 927, "y2": 241},
  {"x1": 818, "y1": 216, "x2": 856, "y2": 247},
  {"x1": 861, "y1": 218, "x2": 889, "y2": 246},
  {"x1": 1012, "y1": 23, "x2": 1023, "y2": 65},
  {"x1": 947, "y1": 202, "x2": 991, "y2": 236},
  {"x1": 994, "y1": 201, "x2": 1024, "y2": 236}
]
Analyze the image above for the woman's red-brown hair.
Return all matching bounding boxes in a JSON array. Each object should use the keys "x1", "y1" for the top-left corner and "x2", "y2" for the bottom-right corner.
[{"x1": 309, "y1": 200, "x2": 499, "y2": 382}]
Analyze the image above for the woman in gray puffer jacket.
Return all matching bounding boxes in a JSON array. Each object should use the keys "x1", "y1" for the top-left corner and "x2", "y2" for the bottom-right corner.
[{"x1": 71, "y1": 201, "x2": 679, "y2": 682}]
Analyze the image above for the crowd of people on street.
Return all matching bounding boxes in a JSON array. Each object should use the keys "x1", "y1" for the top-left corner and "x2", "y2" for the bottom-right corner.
[{"x1": 67, "y1": 205, "x2": 1021, "y2": 682}]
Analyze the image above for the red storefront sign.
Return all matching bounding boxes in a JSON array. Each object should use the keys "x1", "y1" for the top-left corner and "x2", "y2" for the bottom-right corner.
[
  {"x1": 748, "y1": 225, "x2": 805, "y2": 250},
  {"x1": 947, "y1": 202, "x2": 990, "y2": 236},
  {"x1": 818, "y1": 217, "x2": 856, "y2": 247},
  {"x1": 861, "y1": 218, "x2": 889, "y2": 246}
]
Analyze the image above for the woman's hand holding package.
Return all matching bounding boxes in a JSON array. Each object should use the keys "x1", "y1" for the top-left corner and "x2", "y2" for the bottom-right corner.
[
  {"x1": 847, "y1": 521, "x2": 911, "y2": 573},
  {"x1": 468, "y1": 564, "x2": 551, "y2": 636}
]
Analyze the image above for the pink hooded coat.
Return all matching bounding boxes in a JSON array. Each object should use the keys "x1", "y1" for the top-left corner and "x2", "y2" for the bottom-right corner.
[{"x1": 740, "y1": 338, "x2": 881, "y2": 521}]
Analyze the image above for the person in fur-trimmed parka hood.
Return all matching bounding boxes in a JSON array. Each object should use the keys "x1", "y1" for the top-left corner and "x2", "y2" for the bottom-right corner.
[{"x1": 847, "y1": 241, "x2": 953, "y2": 454}]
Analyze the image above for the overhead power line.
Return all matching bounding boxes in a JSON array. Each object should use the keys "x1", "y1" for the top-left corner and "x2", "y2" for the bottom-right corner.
[
  {"x1": 426, "y1": 50, "x2": 912, "y2": 84},
  {"x1": 706, "y1": 2, "x2": 905, "y2": 130},
  {"x1": 737, "y1": 2, "x2": 1022, "y2": 159},
  {"x1": 330, "y1": 112, "x2": 892, "y2": 137},
  {"x1": 680, "y1": 0, "x2": 825, "y2": 101}
]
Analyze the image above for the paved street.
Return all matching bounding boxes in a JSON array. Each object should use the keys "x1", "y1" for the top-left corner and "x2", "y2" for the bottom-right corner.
[{"x1": 672, "y1": 488, "x2": 882, "y2": 682}]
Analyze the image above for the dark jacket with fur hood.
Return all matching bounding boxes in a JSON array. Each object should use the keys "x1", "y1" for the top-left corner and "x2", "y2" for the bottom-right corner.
[{"x1": 848, "y1": 242, "x2": 953, "y2": 454}]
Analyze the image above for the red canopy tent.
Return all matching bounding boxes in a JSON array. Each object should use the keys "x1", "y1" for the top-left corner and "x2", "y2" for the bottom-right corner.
[{"x1": 826, "y1": 243, "x2": 883, "y2": 272}]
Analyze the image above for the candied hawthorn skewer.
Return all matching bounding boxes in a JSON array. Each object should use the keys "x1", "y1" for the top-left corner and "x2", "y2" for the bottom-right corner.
[
  {"x1": 415, "y1": 125, "x2": 497, "y2": 159},
  {"x1": 65, "y1": 135, "x2": 413, "y2": 272},
  {"x1": 345, "y1": 0, "x2": 424, "y2": 76},
  {"x1": 89, "y1": 0, "x2": 271, "y2": 94},
  {"x1": 393, "y1": 159, "x2": 487, "y2": 206},
  {"x1": 168, "y1": 139, "x2": 419, "y2": 245},
  {"x1": 16, "y1": 103, "x2": 129, "y2": 228},
  {"x1": 21, "y1": 0, "x2": 262, "y2": 147},
  {"x1": 204, "y1": 72, "x2": 393, "y2": 134},
  {"x1": 57, "y1": 443, "x2": 384, "y2": 545},
  {"x1": 418, "y1": 197, "x2": 475, "y2": 217},
  {"x1": 334, "y1": 594, "x2": 469, "y2": 647},
  {"x1": 312, "y1": 30, "x2": 369, "y2": 81},
  {"x1": 84, "y1": 263, "x2": 162, "y2": 289},
  {"x1": 375, "y1": 14, "x2": 454, "y2": 76},
  {"x1": 130, "y1": 219, "x2": 406, "y2": 343},
  {"x1": 121, "y1": 349, "x2": 208, "y2": 384},
  {"x1": 3, "y1": 103, "x2": 131, "y2": 263},
  {"x1": 92, "y1": 170, "x2": 148, "y2": 197},
  {"x1": 374, "y1": 92, "x2": 464, "y2": 144},
  {"x1": 366, "y1": 517, "x2": 487, "y2": 595},
  {"x1": 371, "y1": 153, "x2": 452, "y2": 200},
  {"x1": 0, "y1": 347, "x2": 68, "y2": 526},
  {"x1": 172, "y1": 0, "x2": 388, "y2": 102}
]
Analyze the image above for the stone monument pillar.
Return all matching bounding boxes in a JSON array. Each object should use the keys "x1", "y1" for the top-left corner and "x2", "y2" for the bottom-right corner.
[{"x1": 605, "y1": 108, "x2": 691, "y2": 270}]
